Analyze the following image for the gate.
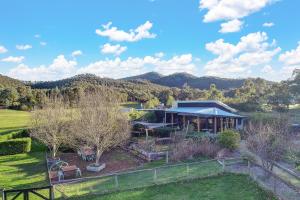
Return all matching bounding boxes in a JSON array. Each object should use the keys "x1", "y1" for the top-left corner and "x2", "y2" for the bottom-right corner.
[{"x1": 2, "y1": 186, "x2": 53, "y2": 200}]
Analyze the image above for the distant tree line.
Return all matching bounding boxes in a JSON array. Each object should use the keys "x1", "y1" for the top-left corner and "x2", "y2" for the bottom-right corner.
[{"x1": 0, "y1": 70, "x2": 299, "y2": 112}]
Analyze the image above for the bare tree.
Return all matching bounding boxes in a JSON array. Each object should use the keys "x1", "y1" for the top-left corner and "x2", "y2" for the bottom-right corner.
[
  {"x1": 245, "y1": 116, "x2": 289, "y2": 172},
  {"x1": 31, "y1": 97, "x2": 74, "y2": 158},
  {"x1": 73, "y1": 88, "x2": 131, "y2": 166}
]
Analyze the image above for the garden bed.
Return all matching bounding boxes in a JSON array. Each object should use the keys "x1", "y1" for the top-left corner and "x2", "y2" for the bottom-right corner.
[{"x1": 55, "y1": 148, "x2": 144, "y2": 180}]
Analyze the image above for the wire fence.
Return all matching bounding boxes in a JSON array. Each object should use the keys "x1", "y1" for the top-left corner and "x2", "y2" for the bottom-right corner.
[
  {"x1": 54, "y1": 159, "x2": 223, "y2": 199},
  {"x1": 224, "y1": 158, "x2": 300, "y2": 200}
]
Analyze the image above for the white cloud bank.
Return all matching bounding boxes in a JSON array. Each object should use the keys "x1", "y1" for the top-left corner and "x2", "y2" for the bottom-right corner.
[
  {"x1": 7, "y1": 55, "x2": 77, "y2": 81},
  {"x1": 7, "y1": 54, "x2": 197, "y2": 81},
  {"x1": 96, "y1": 21, "x2": 156, "y2": 42},
  {"x1": 200, "y1": 0, "x2": 274, "y2": 33},
  {"x1": 0, "y1": 45, "x2": 8, "y2": 53},
  {"x1": 1, "y1": 56, "x2": 24, "y2": 63},
  {"x1": 101, "y1": 43, "x2": 127, "y2": 56},
  {"x1": 204, "y1": 32, "x2": 281, "y2": 77},
  {"x1": 16, "y1": 44, "x2": 32, "y2": 50}
]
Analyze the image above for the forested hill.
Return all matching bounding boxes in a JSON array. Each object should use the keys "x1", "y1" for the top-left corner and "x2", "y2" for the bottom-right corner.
[
  {"x1": 30, "y1": 74, "x2": 168, "y2": 90},
  {"x1": 0, "y1": 74, "x2": 26, "y2": 88},
  {"x1": 122, "y1": 72, "x2": 247, "y2": 90}
]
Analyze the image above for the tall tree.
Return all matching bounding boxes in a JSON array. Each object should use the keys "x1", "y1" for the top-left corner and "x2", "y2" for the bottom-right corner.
[
  {"x1": 31, "y1": 97, "x2": 73, "y2": 158},
  {"x1": 73, "y1": 89, "x2": 131, "y2": 166}
]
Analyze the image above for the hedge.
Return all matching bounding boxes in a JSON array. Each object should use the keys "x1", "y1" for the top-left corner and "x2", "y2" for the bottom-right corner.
[
  {"x1": 0, "y1": 129, "x2": 29, "y2": 141},
  {"x1": 0, "y1": 138, "x2": 32, "y2": 155}
]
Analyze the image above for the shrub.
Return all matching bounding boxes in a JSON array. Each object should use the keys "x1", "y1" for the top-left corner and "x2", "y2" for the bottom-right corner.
[
  {"x1": 128, "y1": 110, "x2": 145, "y2": 121},
  {"x1": 0, "y1": 129, "x2": 29, "y2": 141},
  {"x1": 218, "y1": 130, "x2": 240, "y2": 150},
  {"x1": 0, "y1": 138, "x2": 31, "y2": 155},
  {"x1": 171, "y1": 139, "x2": 220, "y2": 161}
]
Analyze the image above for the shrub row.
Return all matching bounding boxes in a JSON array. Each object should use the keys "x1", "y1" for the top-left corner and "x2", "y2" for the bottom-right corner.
[
  {"x1": 0, "y1": 138, "x2": 31, "y2": 155},
  {"x1": 0, "y1": 129, "x2": 29, "y2": 141}
]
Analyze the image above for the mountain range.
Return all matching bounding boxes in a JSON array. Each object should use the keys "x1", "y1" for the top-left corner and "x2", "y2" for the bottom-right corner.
[
  {"x1": 122, "y1": 72, "x2": 247, "y2": 90},
  {"x1": 1, "y1": 72, "x2": 271, "y2": 90}
]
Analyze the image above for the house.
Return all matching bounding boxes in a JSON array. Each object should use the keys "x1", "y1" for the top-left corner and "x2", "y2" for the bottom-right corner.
[{"x1": 164, "y1": 100, "x2": 245, "y2": 134}]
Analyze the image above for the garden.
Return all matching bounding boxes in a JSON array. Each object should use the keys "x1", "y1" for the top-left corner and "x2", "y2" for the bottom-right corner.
[{"x1": 1, "y1": 91, "x2": 300, "y2": 200}]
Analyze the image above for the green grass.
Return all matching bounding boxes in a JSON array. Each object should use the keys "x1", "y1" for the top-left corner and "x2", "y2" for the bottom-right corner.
[
  {"x1": 0, "y1": 152, "x2": 48, "y2": 190},
  {"x1": 0, "y1": 109, "x2": 48, "y2": 193},
  {"x1": 72, "y1": 174, "x2": 275, "y2": 200},
  {"x1": 54, "y1": 160, "x2": 223, "y2": 198},
  {"x1": 0, "y1": 109, "x2": 30, "y2": 137}
]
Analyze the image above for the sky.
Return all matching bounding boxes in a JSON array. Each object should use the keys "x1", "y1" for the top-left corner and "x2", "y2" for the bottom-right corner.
[{"x1": 0, "y1": 0, "x2": 300, "y2": 82}]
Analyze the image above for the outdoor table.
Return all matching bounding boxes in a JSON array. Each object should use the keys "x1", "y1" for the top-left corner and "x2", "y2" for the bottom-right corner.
[{"x1": 61, "y1": 165, "x2": 81, "y2": 178}]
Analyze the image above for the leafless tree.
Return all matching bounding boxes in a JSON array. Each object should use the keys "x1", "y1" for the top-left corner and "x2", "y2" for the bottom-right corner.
[
  {"x1": 245, "y1": 116, "x2": 290, "y2": 172},
  {"x1": 31, "y1": 97, "x2": 74, "y2": 158},
  {"x1": 73, "y1": 88, "x2": 131, "y2": 166}
]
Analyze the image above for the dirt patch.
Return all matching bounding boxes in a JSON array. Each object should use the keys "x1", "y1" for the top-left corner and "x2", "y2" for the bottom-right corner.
[{"x1": 57, "y1": 148, "x2": 144, "y2": 180}]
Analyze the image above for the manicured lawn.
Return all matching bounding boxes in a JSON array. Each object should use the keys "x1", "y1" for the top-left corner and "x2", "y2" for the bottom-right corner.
[
  {"x1": 0, "y1": 152, "x2": 48, "y2": 190},
  {"x1": 0, "y1": 109, "x2": 48, "y2": 191},
  {"x1": 74, "y1": 174, "x2": 275, "y2": 200},
  {"x1": 0, "y1": 109, "x2": 30, "y2": 137}
]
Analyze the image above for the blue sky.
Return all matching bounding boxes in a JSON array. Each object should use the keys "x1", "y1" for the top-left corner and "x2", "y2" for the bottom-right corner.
[{"x1": 0, "y1": 0, "x2": 299, "y2": 81}]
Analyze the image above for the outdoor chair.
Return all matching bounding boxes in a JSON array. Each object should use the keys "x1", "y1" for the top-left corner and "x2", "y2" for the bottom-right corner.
[{"x1": 79, "y1": 147, "x2": 96, "y2": 161}]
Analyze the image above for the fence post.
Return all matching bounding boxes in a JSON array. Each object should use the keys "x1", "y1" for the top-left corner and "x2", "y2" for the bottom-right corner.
[
  {"x1": 186, "y1": 164, "x2": 189, "y2": 176},
  {"x1": 166, "y1": 151, "x2": 169, "y2": 164},
  {"x1": 24, "y1": 191, "x2": 29, "y2": 200},
  {"x1": 222, "y1": 159, "x2": 225, "y2": 172},
  {"x1": 1, "y1": 189, "x2": 6, "y2": 200},
  {"x1": 153, "y1": 169, "x2": 157, "y2": 182},
  {"x1": 273, "y1": 175, "x2": 277, "y2": 195},
  {"x1": 49, "y1": 186, "x2": 54, "y2": 200},
  {"x1": 247, "y1": 160, "x2": 251, "y2": 175},
  {"x1": 115, "y1": 175, "x2": 119, "y2": 189}
]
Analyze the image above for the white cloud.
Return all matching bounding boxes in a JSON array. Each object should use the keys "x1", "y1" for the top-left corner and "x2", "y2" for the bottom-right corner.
[
  {"x1": 278, "y1": 42, "x2": 300, "y2": 78},
  {"x1": 7, "y1": 55, "x2": 77, "y2": 81},
  {"x1": 95, "y1": 21, "x2": 156, "y2": 42},
  {"x1": 34, "y1": 34, "x2": 40, "y2": 38},
  {"x1": 78, "y1": 54, "x2": 197, "y2": 79},
  {"x1": 200, "y1": 0, "x2": 273, "y2": 22},
  {"x1": 261, "y1": 65, "x2": 274, "y2": 73},
  {"x1": 279, "y1": 42, "x2": 300, "y2": 66},
  {"x1": 199, "y1": 0, "x2": 274, "y2": 32},
  {"x1": 219, "y1": 19, "x2": 243, "y2": 33},
  {"x1": 204, "y1": 32, "x2": 281, "y2": 77},
  {"x1": 40, "y1": 42, "x2": 47, "y2": 46},
  {"x1": 101, "y1": 43, "x2": 127, "y2": 56},
  {"x1": 263, "y1": 22, "x2": 274, "y2": 27},
  {"x1": 71, "y1": 50, "x2": 83, "y2": 57},
  {"x1": 1, "y1": 56, "x2": 24, "y2": 63},
  {"x1": 16, "y1": 44, "x2": 32, "y2": 50},
  {"x1": 0, "y1": 45, "x2": 8, "y2": 53},
  {"x1": 155, "y1": 52, "x2": 164, "y2": 58},
  {"x1": 7, "y1": 53, "x2": 196, "y2": 81}
]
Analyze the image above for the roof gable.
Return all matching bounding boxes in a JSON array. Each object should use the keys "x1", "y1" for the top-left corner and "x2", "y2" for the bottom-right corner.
[{"x1": 175, "y1": 100, "x2": 237, "y2": 113}]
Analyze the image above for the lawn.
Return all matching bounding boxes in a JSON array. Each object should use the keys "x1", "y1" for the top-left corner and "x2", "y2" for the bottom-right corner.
[
  {"x1": 0, "y1": 152, "x2": 48, "y2": 190},
  {"x1": 0, "y1": 109, "x2": 48, "y2": 191},
  {"x1": 54, "y1": 160, "x2": 226, "y2": 199},
  {"x1": 73, "y1": 174, "x2": 275, "y2": 200},
  {"x1": 0, "y1": 109, "x2": 30, "y2": 138}
]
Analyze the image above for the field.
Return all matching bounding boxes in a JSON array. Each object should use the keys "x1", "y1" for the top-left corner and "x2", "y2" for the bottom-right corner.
[
  {"x1": 0, "y1": 109, "x2": 48, "y2": 190},
  {"x1": 77, "y1": 174, "x2": 275, "y2": 200}
]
